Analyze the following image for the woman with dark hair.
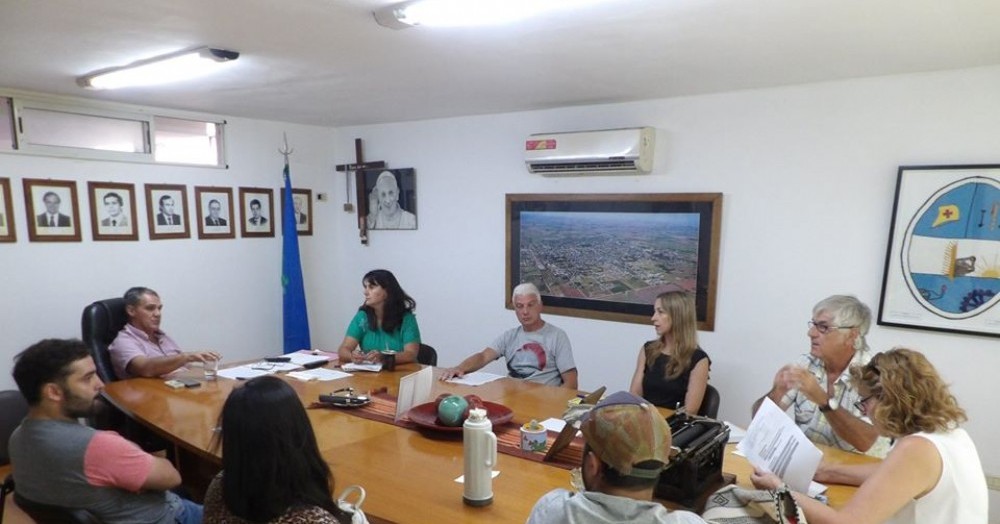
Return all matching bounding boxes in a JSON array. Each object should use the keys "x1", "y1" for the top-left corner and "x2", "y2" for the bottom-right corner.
[
  {"x1": 337, "y1": 269, "x2": 421, "y2": 365},
  {"x1": 203, "y1": 376, "x2": 347, "y2": 523},
  {"x1": 628, "y1": 290, "x2": 711, "y2": 413},
  {"x1": 751, "y1": 348, "x2": 987, "y2": 523}
]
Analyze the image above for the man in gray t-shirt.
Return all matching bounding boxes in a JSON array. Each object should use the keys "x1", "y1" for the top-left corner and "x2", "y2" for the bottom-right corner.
[{"x1": 439, "y1": 283, "x2": 577, "y2": 388}]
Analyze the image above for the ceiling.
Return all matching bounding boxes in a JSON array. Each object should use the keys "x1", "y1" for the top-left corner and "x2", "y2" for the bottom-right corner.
[{"x1": 1, "y1": 0, "x2": 999, "y2": 127}]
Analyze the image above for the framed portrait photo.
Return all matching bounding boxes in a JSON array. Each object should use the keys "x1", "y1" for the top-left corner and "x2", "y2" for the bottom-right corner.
[
  {"x1": 359, "y1": 168, "x2": 417, "y2": 230},
  {"x1": 88, "y1": 182, "x2": 138, "y2": 241},
  {"x1": 145, "y1": 183, "x2": 190, "y2": 240},
  {"x1": 23, "y1": 178, "x2": 81, "y2": 242},
  {"x1": 506, "y1": 193, "x2": 723, "y2": 330},
  {"x1": 195, "y1": 186, "x2": 235, "y2": 240},
  {"x1": 0, "y1": 177, "x2": 15, "y2": 242},
  {"x1": 239, "y1": 186, "x2": 275, "y2": 238},
  {"x1": 878, "y1": 164, "x2": 1000, "y2": 337},
  {"x1": 281, "y1": 187, "x2": 313, "y2": 236}
]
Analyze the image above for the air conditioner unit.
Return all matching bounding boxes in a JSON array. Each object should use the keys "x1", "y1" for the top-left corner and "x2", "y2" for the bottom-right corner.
[{"x1": 524, "y1": 127, "x2": 655, "y2": 175}]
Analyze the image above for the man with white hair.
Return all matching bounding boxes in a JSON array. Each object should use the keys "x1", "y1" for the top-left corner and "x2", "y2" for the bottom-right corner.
[
  {"x1": 440, "y1": 283, "x2": 577, "y2": 388},
  {"x1": 752, "y1": 294, "x2": 888, "y2": 456}
]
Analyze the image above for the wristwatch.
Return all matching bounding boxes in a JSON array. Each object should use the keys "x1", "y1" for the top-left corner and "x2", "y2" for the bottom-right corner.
[{"x1": 819, "y1": 396, "x2": 839, "y2": 412}]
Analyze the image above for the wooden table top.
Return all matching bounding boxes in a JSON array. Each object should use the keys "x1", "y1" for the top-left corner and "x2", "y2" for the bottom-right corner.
[{"x1": 102, "y1": 362, "x2": 876, "y2": 523}]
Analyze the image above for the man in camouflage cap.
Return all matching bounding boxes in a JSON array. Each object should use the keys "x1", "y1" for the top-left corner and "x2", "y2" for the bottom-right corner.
[{"x1": 527, "y1": 391, "x2": 707, "y2": 523}]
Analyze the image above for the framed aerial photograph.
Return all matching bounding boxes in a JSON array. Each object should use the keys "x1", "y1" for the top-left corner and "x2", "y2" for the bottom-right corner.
[
  {"x1": 0, "y1": 177, "x2": 15, "y2": 242},
  {"x1": 239, "y1": 186, "x2": 275, "y2": 238},
  {"x1": 878, "y1": 164, "x2": 1000, "y2": 337},
  {"x1": 23, "y1": 178, "x2": 81, "y2": 242},
  {"x1": 506, "y1": 193, "x2": 723, "y2": 330},
  {"x1": 281, "y1": 187, "x2": 313, "y2": 236},
  {"x1": 88, "y1": 181, "x2": 138, "y2": 241},
  {"x1": 195, "y1": 186, "x2": 235, "y2": 240},
  {"x1": 359, "y1": 168, "x2": 417, "y2": 230},
  {"x1": 145, "y1": 183, "x2": 190, "y2": 240}
]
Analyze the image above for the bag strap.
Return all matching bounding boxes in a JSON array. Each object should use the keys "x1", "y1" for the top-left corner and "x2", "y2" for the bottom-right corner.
[{"x1": 337, "y1": 484, "x2": 366, "y2": 510}]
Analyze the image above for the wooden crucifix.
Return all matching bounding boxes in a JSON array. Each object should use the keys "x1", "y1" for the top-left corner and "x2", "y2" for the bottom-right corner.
[{"x1": 335, "y1": 138, "x2": 385, "y2": 245}]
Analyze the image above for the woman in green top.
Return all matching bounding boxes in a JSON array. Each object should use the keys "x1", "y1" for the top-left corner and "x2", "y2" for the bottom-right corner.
[{"x1": 337, "y1": 269, "x2": 421, "y2": 365}]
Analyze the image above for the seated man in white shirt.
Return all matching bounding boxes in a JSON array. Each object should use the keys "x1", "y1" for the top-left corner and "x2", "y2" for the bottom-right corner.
[{"x1": 439, "y1": 283, "x2": 577, "y2": 388}]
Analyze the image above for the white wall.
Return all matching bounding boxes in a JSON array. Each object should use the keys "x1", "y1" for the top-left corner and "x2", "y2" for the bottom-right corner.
[
  {"x1": 2, "y1": 65, "x2": 997, "y2": 518},
  {"x1": 320, "y1": 66, "x2": 1000, "y2": 518},
  {"x1": 0, "y1": 117, "x2": 337, "y2": 389}
]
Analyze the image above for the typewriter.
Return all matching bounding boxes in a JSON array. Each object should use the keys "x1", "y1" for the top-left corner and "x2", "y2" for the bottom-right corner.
[{"x1": 654, "y1": 408, "x2": 731, "y2": 508}]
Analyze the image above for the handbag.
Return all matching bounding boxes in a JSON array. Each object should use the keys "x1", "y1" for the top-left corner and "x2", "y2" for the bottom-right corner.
[
  {"x1": 703, "y1": 484, "x2": 808, "y2": 524},
  {"x1": 337, "y1": 485, "x2": 369, "y2": 524}
]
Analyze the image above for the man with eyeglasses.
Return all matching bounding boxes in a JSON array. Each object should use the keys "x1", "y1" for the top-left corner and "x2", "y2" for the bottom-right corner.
[{"x1": 751, "y1": 295, "x2": 889, "y2": 457}]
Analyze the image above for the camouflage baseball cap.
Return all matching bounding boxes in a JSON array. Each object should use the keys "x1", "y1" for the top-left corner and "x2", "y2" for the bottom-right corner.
[{"x1": 580, "y1": 391, "x2": 672, "y2": 478}]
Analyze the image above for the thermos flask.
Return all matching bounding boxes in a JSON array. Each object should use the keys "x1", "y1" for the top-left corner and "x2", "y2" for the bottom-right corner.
[{"x1": 462, "y1": 407, "x2": 497, "y2": 506}]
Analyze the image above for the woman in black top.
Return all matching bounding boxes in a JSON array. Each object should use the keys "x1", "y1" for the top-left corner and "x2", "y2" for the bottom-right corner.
[{"x1": 628, "y1": 291, "x2": 711, "y2": 413}]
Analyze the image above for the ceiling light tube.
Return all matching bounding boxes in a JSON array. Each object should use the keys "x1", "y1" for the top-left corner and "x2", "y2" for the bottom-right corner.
[
  {"x1": 374, "y1": 0, "x2": 611, "y2": 29},
  {"x1": 78, "y1": 47, "x2": 240, "y2": 90}
]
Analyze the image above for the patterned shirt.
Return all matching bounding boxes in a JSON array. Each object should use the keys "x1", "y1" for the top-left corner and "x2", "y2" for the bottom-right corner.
[{"x1": 780, "y1": 350, "x2": 890, "y2": 458}]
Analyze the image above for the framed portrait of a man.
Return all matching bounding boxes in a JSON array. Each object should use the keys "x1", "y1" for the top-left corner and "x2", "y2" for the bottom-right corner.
[
  {"x1": 239, "y1": 186, "x2": 274, "y2": 238},
  {"x1": 281, "y1": 187, "x2": 313, "y2": 236},
  {"x1": 195, "y1": 186, "x2": 235, "y2": 240},
  {"x1": 88, "y1": 182, "x2": 138, "y2": 241},
  {"x1": 0, "y1": 177, "x2": 15, "y2": 243},
  {"x1": 360, "y1": 168, "x2": 416, "y2": 230},
  {"x1": 145, "y1": 183, "x2": 190, "y2": 240},
  {"x1": 23, "y1": 178, "x2": 81, "y2": 242}
]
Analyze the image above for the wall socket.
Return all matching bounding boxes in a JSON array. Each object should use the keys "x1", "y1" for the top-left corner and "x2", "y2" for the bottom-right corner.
[{"x1": 987, "y1": 474, "x2": 1000, "y2": 491}]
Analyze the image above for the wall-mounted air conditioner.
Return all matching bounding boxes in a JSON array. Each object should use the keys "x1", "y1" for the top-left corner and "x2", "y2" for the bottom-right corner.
[{"x1": 524, "y1": 127, "x2": 655, "y2": 175}]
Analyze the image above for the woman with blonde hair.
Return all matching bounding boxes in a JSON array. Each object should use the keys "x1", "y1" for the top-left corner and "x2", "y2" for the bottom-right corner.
[
  {"x1": 751, "y1": 348, "x2": 987, "y2": 523},
  {"x1": 628, "y1": 290, "x2": 711, "y2": 414}
]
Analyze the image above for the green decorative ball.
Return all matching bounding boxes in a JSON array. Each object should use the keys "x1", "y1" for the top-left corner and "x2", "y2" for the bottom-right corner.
[{"x1": 437, "y1": 395, "x2": 469, "y2": 426}]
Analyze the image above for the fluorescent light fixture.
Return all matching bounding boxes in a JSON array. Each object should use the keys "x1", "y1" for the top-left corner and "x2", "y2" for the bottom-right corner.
[
  {"x1": 374, "y1": 0, "x2": 611, "y2": 28},
  {"x1": 78, "y1": 47, "x2": 239, "y2": 90}
]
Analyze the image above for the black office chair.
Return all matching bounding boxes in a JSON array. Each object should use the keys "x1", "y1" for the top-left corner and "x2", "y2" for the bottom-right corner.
[
  {"x1": 81, "y1": 297, "x2": 128, "y2": 384},
  {"x1": 0, "y1": 389, "x2": 28, "y2": 524},
  {"x1": 81, "y1": 298, "x2": 168, "y2": 453},
  {"x1": 698, "y1": 384, "x2": 721, "y2": 419},
  {"x1": 12, "y1": 488, "x2": 100, "y2": 524},
  {"x1": 417, "y1": 344, "x2": 438, "y2": 366}
]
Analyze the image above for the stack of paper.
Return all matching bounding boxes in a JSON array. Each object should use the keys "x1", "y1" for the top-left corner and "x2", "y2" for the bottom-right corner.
[{"x1": 287, "y1": 368, "x2": 351, "y2": 382}]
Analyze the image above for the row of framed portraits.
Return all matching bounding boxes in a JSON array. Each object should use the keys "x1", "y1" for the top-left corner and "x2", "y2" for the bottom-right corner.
[{"x1": 0, "y1": 177, "x2": 313, "y2": 243}]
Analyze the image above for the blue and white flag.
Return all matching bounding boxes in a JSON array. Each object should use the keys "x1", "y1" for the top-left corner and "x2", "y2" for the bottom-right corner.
[{"x1": 281, "y1": 162, "x2": 311, "y2": 353}]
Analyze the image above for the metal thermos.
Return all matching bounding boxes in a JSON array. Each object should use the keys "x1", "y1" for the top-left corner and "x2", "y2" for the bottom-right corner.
[{"x1": 462, "y1": 407, "x2": 496, "y2": 506}]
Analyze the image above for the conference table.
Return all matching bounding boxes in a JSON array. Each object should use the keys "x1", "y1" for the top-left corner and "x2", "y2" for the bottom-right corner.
[{"x1": 102, "y1": 360, "x2": 877, "y2": 523}]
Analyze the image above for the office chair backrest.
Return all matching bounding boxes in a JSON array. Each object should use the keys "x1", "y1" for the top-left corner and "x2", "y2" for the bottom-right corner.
[
  {"x1": 698, "y1": 384, "x2": 721, "y2": 419},
  {"x1": 0, "y1": 391, "x2": 28, "y2": 466},
  {"x1": 81, "y1": 297, "x2": 128, "y2": 383},
  {"x1": 13, "y1": 490, "x2": 100, "y2": 524},
  {"x1": 417, "y1": 344, "x2": 438, "y2": 366}
]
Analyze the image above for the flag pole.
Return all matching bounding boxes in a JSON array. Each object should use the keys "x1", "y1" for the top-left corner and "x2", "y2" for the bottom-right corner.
[{"x1": 280, "y1": 133, "x2": 311, "y2": 353}]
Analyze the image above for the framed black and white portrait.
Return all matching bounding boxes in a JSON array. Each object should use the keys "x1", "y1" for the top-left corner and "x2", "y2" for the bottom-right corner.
[
  {"x1": 88, "y1": 182, "x2": 138, "y2": 241},
  {"x1": 195, "y1": 186, "x2": 235, "y2": 240},
  {"x1": 0, "y1": 177, "x2": 15, "y2": 243},
  {"x1": 23, "y1": 178, "x2": 81, "y2": 242},
  {"x1": 281, "y1": 187, "x2": 313, "y2": 236},
  {"x1": 145, "y1": 183, "x2": 190, "y2": 240},
  {"x1": 360, "y1": 168, "x2": 416, "y2": 230},
  {"x1": 239, "y1": 186, "x2": 275, "y2": 238}
]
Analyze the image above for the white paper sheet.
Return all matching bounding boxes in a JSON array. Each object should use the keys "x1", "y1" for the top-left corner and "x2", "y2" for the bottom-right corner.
[
  {"x1": 395, "y1": 367, "x2": 433, "y2": 422},
  {"x1": 287, "y1": 368, "x2": 352, "y2": 382},
  {"x1": 286, "y1": 352, "x2": 332, "y2": 366},
  {"x1": 736, "y1": 397, "x2": 822, "y2": 493},
  {"x1": 724, "y1": 421, "x2": 747, "y2": 443},
  {"x1": 445, "y1": 371, "x2": 505, "y2": 386},
  {"x1": 341, "y1": 362, "x2": 382, "y2": 373},
  {"x1": 216, "y1": 365, "x2": 275, "y2": 380}
]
